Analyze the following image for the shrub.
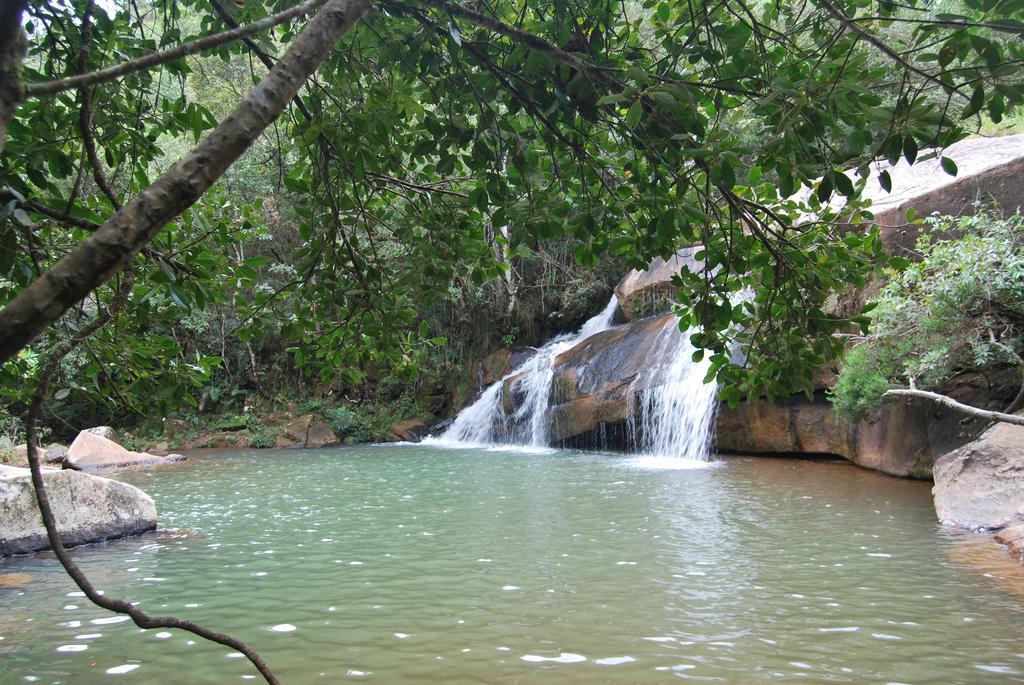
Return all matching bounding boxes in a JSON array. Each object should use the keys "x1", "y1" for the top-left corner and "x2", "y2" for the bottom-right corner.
[{"x1": 831, "y1": 210, "x2": 1024, "y2": 421}]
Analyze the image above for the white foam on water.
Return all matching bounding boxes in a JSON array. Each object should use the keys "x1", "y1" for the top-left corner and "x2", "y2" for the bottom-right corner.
[
  {"x1": 431, "y1": 297, "x2": 619, "y2": 449},
  {"x1": 269, "y1": 624, "x2": 296, "y2": 633},
  {"x1": 521, "y1": 653, "x2": 587, "y2": 664},
  {"x1": 106, "y1": 664, "x2": 139, "y2": 675},
  {"x1": 595, "y1": 656, "x2": 636, "y2": 665},
  {"x1": 91, "y1": 616, "x2": 129, "y2": 625}
]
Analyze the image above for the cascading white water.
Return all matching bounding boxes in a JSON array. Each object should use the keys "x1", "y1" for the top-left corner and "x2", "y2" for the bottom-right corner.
[
  {"x1": 433, "y1": 295, "x2": 620, "y2": 447},
  {"x1": 431, "y1": 294, "x2": 723, "y2": 464},
  {"x1": 626, "y1": 322, "x2": 718, "y2": 462}
]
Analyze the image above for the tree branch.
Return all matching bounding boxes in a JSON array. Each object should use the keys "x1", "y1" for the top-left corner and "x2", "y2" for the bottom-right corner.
[
  {"x1": 76, "y1": 0, "x2": 122, "y2": 211},
  {"x1": 0, "y1": 0, "x2": 373, "y2": 364},
  {"x1": 23, "y1": 270, "x2": 281, "y2": 685},
  {"x1": 818, "y1": 0, "x2": 967, "y2": 100},
  {"x1": 24, "y1": 0, "x2": 327, "y2": 97},
  {"x1": 884, "y1": 388, "x2": 1024, "y2": 426}
]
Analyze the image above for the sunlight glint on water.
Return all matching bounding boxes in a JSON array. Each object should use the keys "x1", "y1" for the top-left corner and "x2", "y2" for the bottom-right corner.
[{"x1": 1, "y1": 447, "x2": 1024, "y2": 685}]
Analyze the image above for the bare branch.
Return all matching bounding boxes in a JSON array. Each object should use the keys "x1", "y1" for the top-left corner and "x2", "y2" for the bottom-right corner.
[
  {"x1": 25, "y1": 0, "x2": 327, "y2": 97},
  {"x1": 884, "y1": 388, "x2": 1024, "y2": 426}
]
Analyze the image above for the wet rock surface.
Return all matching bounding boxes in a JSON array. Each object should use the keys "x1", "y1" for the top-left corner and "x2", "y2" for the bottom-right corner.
[
  {"x1": 0, "y1": 465, "x2": 157, "y2": 556},
  {"x1": 933, "y1": 414, "x2": 1024, "y2": 531}
]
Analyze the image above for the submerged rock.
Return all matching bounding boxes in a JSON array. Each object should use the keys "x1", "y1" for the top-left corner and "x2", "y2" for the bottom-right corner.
[
  {"x1": 995, "y1": 524, "x2": 1024, "y2": 561},
  {"x1": 66, "y1": 431, "x2": 187, "y2": 472},
  {"x1": 0, "y1": 465, "x2": 156, "y2": 556},
  {"x1": 933, "y1": 415, "x2": 1024, "y2": 531}
]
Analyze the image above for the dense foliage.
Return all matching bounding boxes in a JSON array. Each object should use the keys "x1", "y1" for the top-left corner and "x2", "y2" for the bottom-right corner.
[
  {"x1": 1, "y1": 0, "x2": 1024, "y2": 433},
  {"x1": 831, "y1": 211, "x2": 1024, "y2": 421}
]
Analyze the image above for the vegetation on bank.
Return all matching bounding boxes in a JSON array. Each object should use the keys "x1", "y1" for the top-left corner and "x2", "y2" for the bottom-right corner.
[
  {"x1": 3, "y1": 0, "x2": 1024, "y2": 448},
  {"x1": 831, "y1": 211, "x2": 1024, "y2": 422}
]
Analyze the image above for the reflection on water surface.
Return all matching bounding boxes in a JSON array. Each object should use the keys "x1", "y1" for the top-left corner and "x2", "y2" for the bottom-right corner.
[{"x1": 1, "y1": 447, "x2": 1022, "y2": 684}]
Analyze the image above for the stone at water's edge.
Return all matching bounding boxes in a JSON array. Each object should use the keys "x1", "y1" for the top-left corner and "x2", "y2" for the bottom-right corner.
[
  {"x1": 715, "y1": 393, "x2": 980, "y2": 478},
  {"x1": 995, "y1": 524, "x2": 1024, "y2": 561},
  {"x1": 392, "y1": 418, "x2": 428, "y2": 442},
  {"x1": 66, "y1": 431, "x2": 187, "y2": 472},
  {"x1": 0, "y1": 465, "x2": 156, "y2": 556},
  {"x1": 281, "y1": 414, "x2": 339, "y2": 448},
  {"x1": 933, "y1": 415, "x2": 1024, "y2": 532},
  {"x1": 306, "y1": 421, "x2": 338, "y2": 448}
]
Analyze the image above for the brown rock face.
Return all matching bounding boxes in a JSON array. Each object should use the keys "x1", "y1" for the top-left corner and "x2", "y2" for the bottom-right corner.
[
  {"x1": 716, "y1": 393, "x2": 975, "y2": 477},
  {"x1": 614, "y1": 248, "x2": 704, "y2": 322},
  {"x1": 284, "y1": 415, "x2": 314, "y2": 443},
  {"x1": 66, "y1": 432, "x2": 187, "y2": 472},
  {"x1": 933, "y1": 416, "x2": 1024, "y2": 531},
  {"x1": 306, "y1": 421, "x2": 339, "y2": 448},
  {"x1": 836, "y1": 133, "x2": 1024, "y2": 254},
  {"x1": 392, "y1": 418, "x2": 428, "y2": 442},
  {"x1": 546, "y1": 315, "x2": 675, "y2": 442},
  {"x1": 995, "y1": 524, "x2": 1024, "y2": 560}
]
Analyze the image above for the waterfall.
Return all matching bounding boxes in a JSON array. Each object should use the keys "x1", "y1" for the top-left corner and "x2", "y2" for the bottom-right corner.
[
  {"x1": 430, "y1": 294, "x2": 722, "y2": 465},
  {"x1": 626, "y1": 321, "x2": 718, "y2": 462},
  {"x1": 432, "y1": 296, "x2": 620, "y2": 448}
]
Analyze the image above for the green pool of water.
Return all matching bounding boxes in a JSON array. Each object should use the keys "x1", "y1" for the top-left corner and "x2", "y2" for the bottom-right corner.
[{"x1": 2, "y1": 446, "x2": 1023, "y2": 684}]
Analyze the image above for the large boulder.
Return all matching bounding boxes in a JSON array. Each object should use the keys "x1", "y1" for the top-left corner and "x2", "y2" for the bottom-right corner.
[
  {"x1": 280, "y1": 415, "x2": 338, "y2": 448},
  {"x1": 392, "y1": 418, "x2": 428, "y2": 442},
  {"x1": 84, "y1": 426, "x2": 122, "y2": 445},
  {"x1": 306, "y1": 421, "x2": 339, "y2": 448},
  {"x1": 833, "y1": 133, "x2": 1024, "y2": 254},
  {"x1": 0, "y1": 465, "x2": 156, "y2": 556},
  {"x1": 932, "y1": 416, "x2": 1024, "y2": 531},
  {"x1": 614, "y1": 247, "x2": 704, "y2": 322},
  {"x1": 66, "y1": 431, "x2": 186, "y2": 472},
  {"x1": 547, "y1": 315, "x2": 675, "y2": 441},
  {"x1": 614, "y1": 135, "x2": 1024, "y2": 323}
]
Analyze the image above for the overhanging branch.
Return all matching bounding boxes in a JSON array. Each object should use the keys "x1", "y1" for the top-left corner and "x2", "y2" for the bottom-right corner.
[
  {"x1": 25, "y1": 0, "x2": 327, "y2": 97},
  {"x1": 0, "y1": 0, "x2": 373, "y2": 363},
  {"x1": 884, "y1": 388, "x2": 1024, "y2": 426}
]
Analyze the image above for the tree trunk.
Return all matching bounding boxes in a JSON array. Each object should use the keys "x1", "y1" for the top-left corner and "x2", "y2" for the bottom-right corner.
[
  {"x1": 0, "y1": 0, "x2": 373, "y2": 364},
  {"x1": 0, "y1": 1, "x2": 27, "y2": 153}
]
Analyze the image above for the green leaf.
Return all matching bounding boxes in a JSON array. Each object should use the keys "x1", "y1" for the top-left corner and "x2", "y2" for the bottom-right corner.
[
  {"x1": 940, "y1": 156, "x2": 958, "y2": 176},
  {"x1": 625, "y1": 100, "x2": 643, "y2": 128},
  {"x1": 903, "y1": 135, "x2": 918, "y2": 165},
  {"x1": 879, "y1": 169, "x2": 892, "y2": 193},
  {"x1": 447, "y1": 21, "x2": 462, "y2": 47}
]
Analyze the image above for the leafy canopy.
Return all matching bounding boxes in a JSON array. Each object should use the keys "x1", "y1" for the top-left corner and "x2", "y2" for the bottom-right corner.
[{"x1": 2, "y1": 0, "x2": 1024, "y2": 414}]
